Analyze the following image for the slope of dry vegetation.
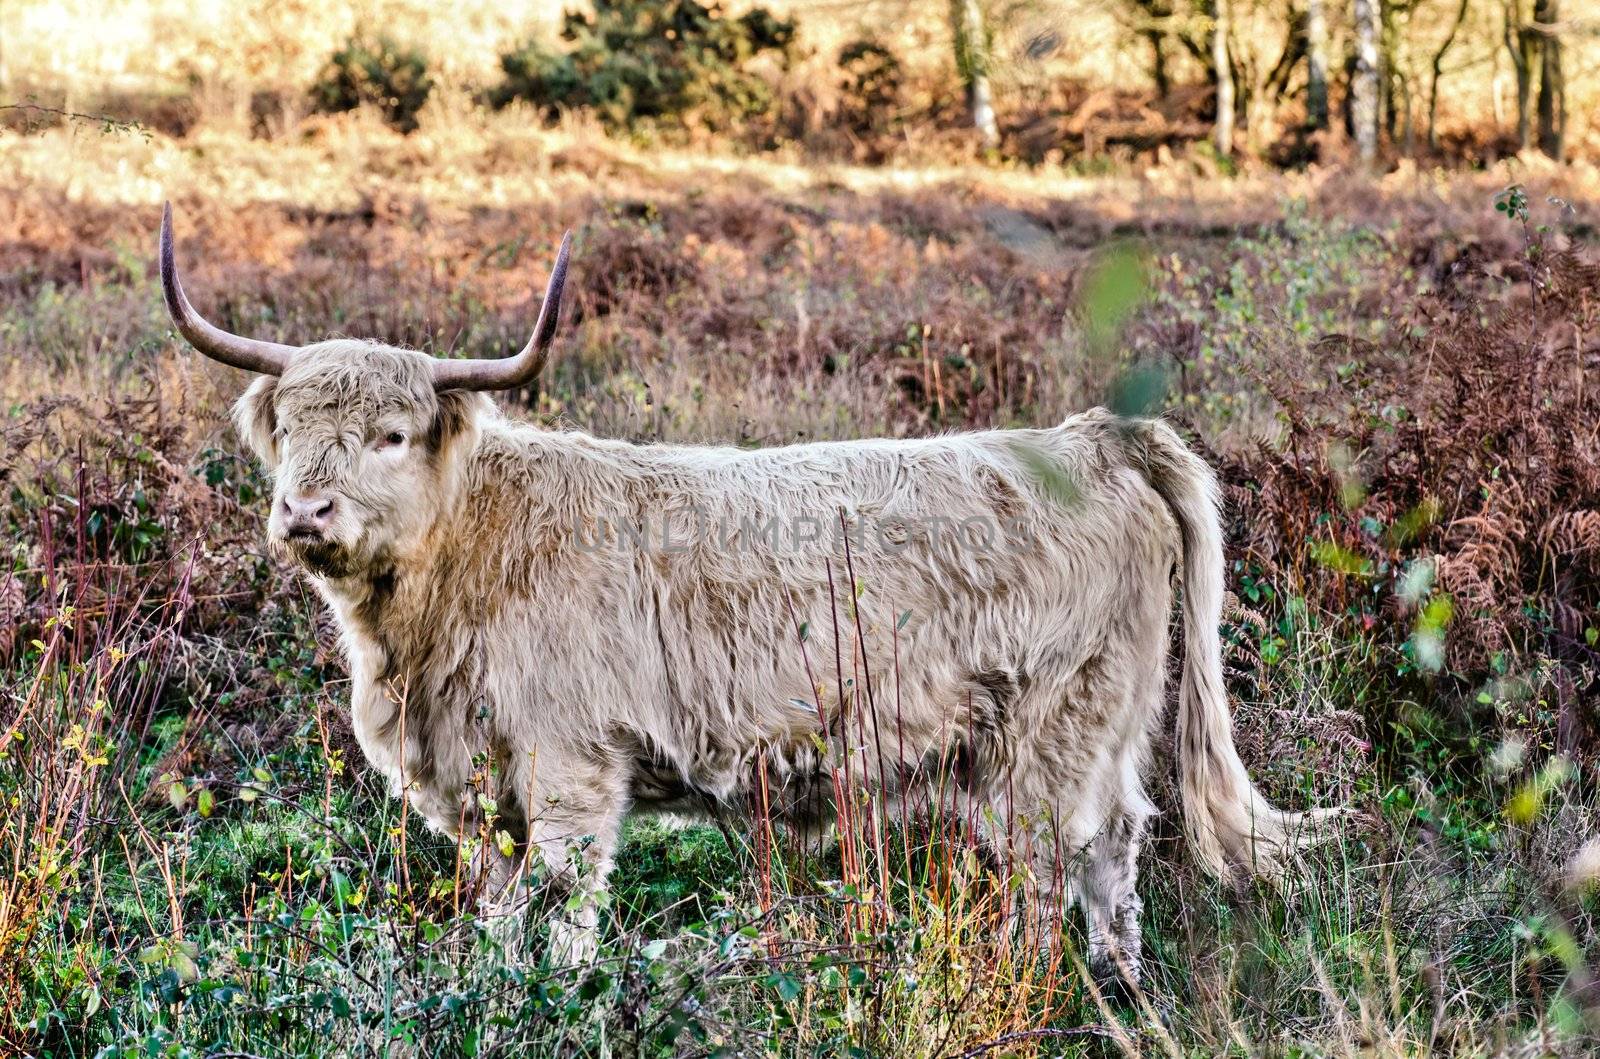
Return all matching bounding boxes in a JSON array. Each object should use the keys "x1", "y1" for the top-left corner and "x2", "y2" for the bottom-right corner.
[{"x1": 2, "y1": 108, "x2": 1600, "y2": 1055}]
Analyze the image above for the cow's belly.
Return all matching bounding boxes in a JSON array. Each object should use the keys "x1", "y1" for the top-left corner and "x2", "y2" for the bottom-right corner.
[
  {"x1": 627, "y1": 755, "x2": 721, "y2": 816},
  {"x1": 622, "y1": 726, "x2": 837, "y2": 833}
]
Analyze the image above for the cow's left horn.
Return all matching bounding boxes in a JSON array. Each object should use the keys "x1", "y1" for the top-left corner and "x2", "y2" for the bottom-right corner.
[
  {"x1": 159, "y1": 202, "x2": 297, "y2": 376},
  {"x1": 431, "y1": 231, "x2": 572, "y2": 392}
]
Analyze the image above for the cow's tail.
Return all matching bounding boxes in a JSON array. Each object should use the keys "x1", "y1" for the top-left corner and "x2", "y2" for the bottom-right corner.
[{"x1": 1130, "y1": 418, "x2": 1343, "y2": 882}]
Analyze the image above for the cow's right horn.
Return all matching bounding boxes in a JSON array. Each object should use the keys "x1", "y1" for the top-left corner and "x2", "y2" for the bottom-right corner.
[
  {"x1": 159, "y1": 202, "x2": 296, "y2": 376},
  {"x1": 430, "y1": 231, "x2": 572, "y2": 392}
]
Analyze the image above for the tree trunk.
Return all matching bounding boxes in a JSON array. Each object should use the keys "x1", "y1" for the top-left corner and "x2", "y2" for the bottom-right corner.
[
  {"x1": 1306, "y1": 0, "x2": 1330, "y2": 130},
  {"x1": 1379, "y1": 0, "x2": 1401, "y2": 142},
  {"x1": 1504, "y1": 0, "x2": 1537, "y2": 150},
  {"x1": 1399, "y1": 66, "x2": 1415, "y2": 157},
  {"x1": 1258, "y1": 12, "x2": 1306, "y2": 150},
  {"x1": 1148, "y1": 29, "x2": 1171, "y2": 98},
  {"x1": 1130, "y1": 0, "x2": 1192, "y2": 97},
  {"x1": 1212, "y1": 0, "x2": 1234, "y2": 156},
  {"x1": 1265, "y1": 11, "x2": 1307, "y2": 101},
  {"x1": 1352, "y1": 0, "x2": 1381, "y2": 164},
  {"x1": 1535, "y1": 0, "x2": 1565, "y2": 159},
  {"x1": 951, "y1": 0, "x2": 1000, "y2": 150},
  {"x1": 1427, "y1": 0, "x2": 1470, "y2": 151}
]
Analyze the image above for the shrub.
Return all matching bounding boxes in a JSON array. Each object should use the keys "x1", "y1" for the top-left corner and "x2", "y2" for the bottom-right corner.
[
  {"x1": 490, "y1": 0, "x2": 795, "y2": 132},
  {"x1": 309, "y1": 35, "x2": 434, "y2": 133},
  {"x1": 835, "y1": 38, "x2": 903, "y2": 136},
  {"x1": 1194, "y1": 198, "x2": 1600, "y2": 776}
]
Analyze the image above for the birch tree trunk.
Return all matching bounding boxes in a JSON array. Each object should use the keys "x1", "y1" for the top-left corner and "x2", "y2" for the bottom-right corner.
[
  {"x1": 1306, "y1": 0, "x2": 1329, "y2": 130},
  {"x1": 1504, "y1": 0, "x2": 1537, "y2": 150},
  {"x1": 951, "y1": 0, "x2": 1000, "y2": 150},
  {"x1": 1212, "y1": 0, "x2": 1235, "y2": 156},
  {"x1": 1427, "y1": 0, "x2": 1469, "y2": 151},
  {"x1": 1352, "y1": 0, "x2": 1381, "y2": 164}
]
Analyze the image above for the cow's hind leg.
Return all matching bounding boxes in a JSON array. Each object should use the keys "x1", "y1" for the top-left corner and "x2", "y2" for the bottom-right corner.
[
  {"x1": 981, "y1": 761, "x2": 1147, "y2": 981},
  {"x1": 1076, "y1": 650, "x2": 1165, "y2": 990},
  {"x1": 994, "y1": 643, "x2": 1164, "y2": 985},
  {"x1": 1080, "y1": 788, "x2": 1150, "y2": 989},
  {"x1": 969, "y1": 739, "x2": 1086, "y2": 963}
]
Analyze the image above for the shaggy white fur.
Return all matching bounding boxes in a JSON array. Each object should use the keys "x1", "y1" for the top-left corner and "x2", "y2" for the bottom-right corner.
[{"x1": 222, "y1": 338, "x2": 1334, "y2": 982}]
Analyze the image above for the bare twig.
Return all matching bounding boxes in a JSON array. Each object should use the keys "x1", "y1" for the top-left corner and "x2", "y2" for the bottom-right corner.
[{"x1": 0, "y1": 101, "x2": 148, "y2": 139}]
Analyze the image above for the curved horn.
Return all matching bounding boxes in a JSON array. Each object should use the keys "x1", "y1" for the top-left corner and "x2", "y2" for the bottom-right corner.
[
  {"x1": 431, "y1": 231, "x2": 572, "y2": 392},
  {"x1": 159, "y1": 202, "x2": 296, "y2": 376}
]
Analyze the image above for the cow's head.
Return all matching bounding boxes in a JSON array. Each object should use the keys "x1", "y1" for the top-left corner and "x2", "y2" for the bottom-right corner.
[{"x1": 159, "y1": 204, "x2": 569, "y2": 578}]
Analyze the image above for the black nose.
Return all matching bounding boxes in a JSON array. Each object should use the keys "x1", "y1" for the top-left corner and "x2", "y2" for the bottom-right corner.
[{"x1": 282, "y1": 493, "x2": 335, "y2": 536}]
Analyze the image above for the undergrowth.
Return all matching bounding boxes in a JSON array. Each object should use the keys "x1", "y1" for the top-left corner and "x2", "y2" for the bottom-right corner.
[{"x1": 1, "y1": 139, "x2": 1597, "y2": 1055}]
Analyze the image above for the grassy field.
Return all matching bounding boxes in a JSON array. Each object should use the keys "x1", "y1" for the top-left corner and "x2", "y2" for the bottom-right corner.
[{"x1": 3, "y1": 94, "x2": 1600, "y2": 1057}]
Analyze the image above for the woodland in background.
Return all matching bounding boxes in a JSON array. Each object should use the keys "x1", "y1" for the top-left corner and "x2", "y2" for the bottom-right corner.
[
  {"x1": 1102, "y1": 0, "x2": 1579, "y2": 164},
  {"x1": 2, "y1": 0, "x2": 1596, "y2": 168}
]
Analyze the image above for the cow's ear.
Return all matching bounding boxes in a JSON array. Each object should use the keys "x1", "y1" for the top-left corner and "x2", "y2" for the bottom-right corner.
[
  {"x1": 232, "y1": 376, "x2": 280, "y2": 467},
  {"x1": 430, "y1": 389, "x2": 487, "y2": 460}
]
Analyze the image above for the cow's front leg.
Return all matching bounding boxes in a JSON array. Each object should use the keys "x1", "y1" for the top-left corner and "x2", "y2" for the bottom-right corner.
[{"x1": 474, "y1": 748, "x2": 628, "y2": 968}]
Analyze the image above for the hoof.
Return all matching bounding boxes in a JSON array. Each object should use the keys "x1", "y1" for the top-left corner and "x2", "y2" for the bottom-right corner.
[{"x1": 1089, "y1": 953, "x2": 1141, "y2": 1004}]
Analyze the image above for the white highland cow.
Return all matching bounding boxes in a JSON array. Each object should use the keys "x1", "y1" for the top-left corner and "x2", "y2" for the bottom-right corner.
[{"x1": 159, "y1": 204, "x2": 1335, "y2": 983}]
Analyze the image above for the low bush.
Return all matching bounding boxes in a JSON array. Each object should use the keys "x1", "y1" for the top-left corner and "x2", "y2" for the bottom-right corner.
[
  {"x1": 835, "y1": 39, "x2": 904, "y2": 140},
  {"x1": 1209, "y1": 194, "x2": 1600, "y2": 769},
  {"x1": 490, "y1": 0, "x2": 795, "y2": 134},
  {"x1": 1083, "y1": 197, "x2": 1594, "y2": 810},
  {"x1": 309, "y1": 35, "x2": 434, "y2": 133}
]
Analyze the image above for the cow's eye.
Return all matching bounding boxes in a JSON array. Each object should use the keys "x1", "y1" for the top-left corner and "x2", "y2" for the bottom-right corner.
[{"x1": 382, "y1": 431, "x2": 407, "y2": 448}]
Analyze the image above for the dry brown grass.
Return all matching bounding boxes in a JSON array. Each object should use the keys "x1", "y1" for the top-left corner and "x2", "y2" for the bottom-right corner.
[{"x1": 5, "y1": 109, "x2": 1598, "y2": 409}]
